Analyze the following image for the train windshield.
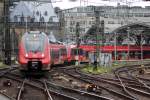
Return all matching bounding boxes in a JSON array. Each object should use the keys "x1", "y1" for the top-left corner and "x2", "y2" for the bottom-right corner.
[{"x1": 24, "y1": 34, "x2": 45, "y2": 53}]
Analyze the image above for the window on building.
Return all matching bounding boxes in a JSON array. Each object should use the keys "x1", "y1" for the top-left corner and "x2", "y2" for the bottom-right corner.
[
  {"x1": 70, "y1": 27, "x2": 73, "y2": 32},
  {"x1": 144, "y1": 13, "x2": 150, "y2": 17},
  {"x1": 86, "y1": 13, "x2": 93, "y2": 17},
  {"x1": 70, "y1": 21, "x2": 75, "y2": 25},
  {"x1": 40, "y1": 16, "x2": 45, "y2": 22},
  {"x1": 27, "y1": 16, "x2": 31, "y2": 22},
  {"x1": 14, "y1": 15, "x2": 18, "y2": 22},
  {"x1": 31, "y1": 17, "x2": 35, "y2": 22},
  {"x1": 73, "y1": 28, "x2": 75, "y2": 32},
  {"x1": 92, "y1": 21, "x2": 95, "y2": 24},
  {"x1": 134, "y1": 13, "x2": 143, "y2": 17},
  {"x1": 20, "y1": 15, "x2": 24, "y2": 22},
  {"x1": 65, "y1": 21, "x2": 67, "y2": 26},
  {"x1": 108, "y1": 21, "x2": 114, "y2": 24},
  {"x1": 89, "y1": 21, "x2": 92, "y2": 25},
  {"x1": 36, "y1": 11, "x2": 39, "y2": 16},
  {"x1": 44, "y1": 11, "x2": 48, "y2": 16},
  {"x1": 49, "y1": 17, "x2": 53, "y2": 22}
]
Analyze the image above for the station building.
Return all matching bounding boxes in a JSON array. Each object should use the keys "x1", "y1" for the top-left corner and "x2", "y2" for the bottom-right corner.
[
  {"x1": 60, "y1": 5, "x2": 150, "y2": 60},
  {"x1": 60, "y1": 5, "x2": 150, "y2": 40}
]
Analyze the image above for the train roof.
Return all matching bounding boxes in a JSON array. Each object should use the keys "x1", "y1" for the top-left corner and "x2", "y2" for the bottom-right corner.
[
  {"x1": 23, "y1": 31, "x2": 47, "y2": 36},
  {"x1": 21, "y1": 31, "x2": 48, "y2": 41}
]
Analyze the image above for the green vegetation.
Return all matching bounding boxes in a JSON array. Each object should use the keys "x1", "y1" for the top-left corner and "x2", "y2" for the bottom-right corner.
[
  {"x1": 0, "y1": 62, "x2": 8, "y2": 68},
  {"x1": 81, "y1": 60, "x2": 150, "y2": 74},
  {"x1": 81, "y1": 62, "x2": 127, "y2": 74},
  {"x1": 81, "y1": 64, "x2": 119, "y2": 74}
]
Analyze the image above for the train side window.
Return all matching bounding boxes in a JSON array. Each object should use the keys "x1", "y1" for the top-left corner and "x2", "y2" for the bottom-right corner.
[
  {"x1": 51, "y1": 49, "x2": 59, "y2": 59},
  {"x1": 51, "y1": 49, "x2": 55, "y2": 58},
  {"x1": 79, "y1": 49, "x2": 83, "y2": 55},
  {"x1": 55, "y1": 50, "x2": 59, "y2": 59},
  {"x1": 71, "y1": 49, "x2": 74, "y2": 55},
  {"x1": 60, "y1": 48, "x2": 67, "y2": 56},
  {"x1": 63, "y1": 48, "x2": 67, "y2": 55},
  {"x1": 71, "y1": 48, "x2": 83, "y2": 55}
]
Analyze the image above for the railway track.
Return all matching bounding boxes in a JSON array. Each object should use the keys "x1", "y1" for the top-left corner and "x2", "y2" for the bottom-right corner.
[
  {"x1": 35, "y1": 79, "x2": 111, "y2": 100},
  {"x1": 2, "y1": 72, "x2": 78, "y2": 100},
  {"x1": 0, "y1": 66, "x2": 112, "y2": 100},
  {"x1": 61, "y1": 67, "x2": 135, "y2": 100},
  {"x1": 59, "y1": 64, "x2": 150, "y2": 100},
  {"x1": 114, "y1": 64, "x2": 150, "y2": 100},
  {"x1": 10, "y1": 72, "x2": 111, "y2": 100},
  {"x1": 1, "y1": 63, "x2": 150, "y2": 100}
]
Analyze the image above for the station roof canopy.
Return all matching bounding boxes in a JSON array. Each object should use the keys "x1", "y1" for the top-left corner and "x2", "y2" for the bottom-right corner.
[{"x1": 112, "y1": 22, "x2": 150, "y2": 34}]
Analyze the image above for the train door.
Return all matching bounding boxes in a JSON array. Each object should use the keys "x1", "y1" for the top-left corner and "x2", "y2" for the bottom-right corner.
[
  {"x1": 58, "y1": 49, "x2": 61, "y2": 64},
  {"x1": 57, "y1": 48, "x2": 67, "y2": 64},
  {"x1": 50, "y1": 48, "x2": 59, "y2": 64}
]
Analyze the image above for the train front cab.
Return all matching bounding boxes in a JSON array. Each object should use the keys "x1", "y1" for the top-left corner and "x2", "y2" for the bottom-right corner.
[
  {"x1": 19, "y1": 32, "x2": 50, "y2": 71},
  {"x1": 19, "y1": 46, "x2": 51, "y2": 71}
]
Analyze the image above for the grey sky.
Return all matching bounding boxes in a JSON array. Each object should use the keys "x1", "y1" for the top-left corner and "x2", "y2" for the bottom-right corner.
[{"x1": 52, "y1": 0, "x2": 150, "y2": 9}]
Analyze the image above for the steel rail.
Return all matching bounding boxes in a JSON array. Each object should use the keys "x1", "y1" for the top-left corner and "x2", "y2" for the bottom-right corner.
[
  {"x1": 31, "y1": 78, "x2": 111, "y2": 100},
  {"x1": 3, "y1": 74, "x2": 78, "y2": 100},
  {"x1": 114, "y1": 71, "x2": 137, "y2": 100},
  {"x1": 43, "y1": 80, "x2": 53, "y2": 100},
  {"x1": 17, "y1": 79, "x2": 26, "y2": 100},
  {"x1": 76, "y1": 67, "x2": 141, "y2": 85},
  {"x1": 44, "y1": 80, "x2": 112, "y2": 100},
  {"x1": 114, "y1": 66, "x2": 150, "y2": 98},
  {"x1": 67, "y1": 66, "x2": 150, "y2": 98},
  {"x1": 75, "y1": 67, "x2": 137, "y2": 99},
  {"x1": 0, "y1": 67, "x2": 18, "y2": 77},
  {"x1": 63, "y1": 68, "x2": 135, "y2": 100},
  {"x1": 127, "y1": 69, "x2": 150, "y2": 91}
]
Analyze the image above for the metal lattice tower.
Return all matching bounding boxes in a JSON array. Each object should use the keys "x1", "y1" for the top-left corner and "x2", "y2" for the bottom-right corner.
[{"x1": 4, "y1": 0, "x2": 11, "y2": 65}]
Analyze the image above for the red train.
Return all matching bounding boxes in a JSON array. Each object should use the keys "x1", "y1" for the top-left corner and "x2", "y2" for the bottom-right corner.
[
  {"x1": 18, "y1": 31, "x2": 88, "y2": 72},
  {"x1": 19, "y1": 32, "x2": 150, "y2": 72}
]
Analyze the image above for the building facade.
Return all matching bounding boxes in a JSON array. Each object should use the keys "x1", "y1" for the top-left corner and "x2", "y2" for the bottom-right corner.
[
  {"x1": 10, "y1": 1, "x2": 59, "y2": 35},
  {"x1": 61, "y1": 5, "x2": 150, "y2": 41}
]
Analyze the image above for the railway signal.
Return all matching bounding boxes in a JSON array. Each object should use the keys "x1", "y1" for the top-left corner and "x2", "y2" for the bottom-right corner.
[{"x1": 4, "y1": 0, "x2": 11, "y2": 65}]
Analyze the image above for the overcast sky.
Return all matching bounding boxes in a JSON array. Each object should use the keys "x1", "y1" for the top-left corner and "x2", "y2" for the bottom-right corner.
[{"x1": 52, "y1": 0, "x2": 150, "y2": 9}]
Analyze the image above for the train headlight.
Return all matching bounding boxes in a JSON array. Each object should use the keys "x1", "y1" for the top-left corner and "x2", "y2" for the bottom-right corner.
[
  {"x1": 25, "y1": 54, "x2": 28, "y2": 57},
  {"x1": 42, "y1": 54, "x2": 44, "y2": 57}
]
